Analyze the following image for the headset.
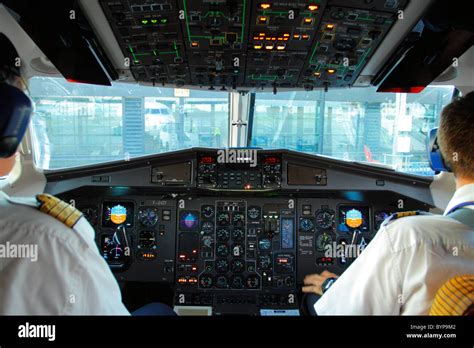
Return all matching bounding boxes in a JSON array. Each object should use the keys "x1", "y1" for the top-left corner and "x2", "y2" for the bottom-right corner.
[
  {"x1": 0, "y1": 32, "x2": 33, "y2": 159},
  {"x1": 0, "y1": 83, "x2": 33, "y2": 158},
  {"x1": 427, "y1": 127, "x2": 452, "y2": 173}
]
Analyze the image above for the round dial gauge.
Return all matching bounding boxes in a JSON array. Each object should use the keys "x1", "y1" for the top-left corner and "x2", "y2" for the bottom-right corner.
[
  {"x1": 215, "y1": 259, "x2": 229, "y2": 273},
  {"x1": 315, "y1": 210, "x2": 334, "y2": 230},
  {"x1": 231, "y1": 228, "x2": 245, "y2": 242},
  {"x1": 215, "y1": 275, "x2": 229, "y2": 289},
  {"x1": 258, "y1": 254, "x2": 272, "y2": 270},
  {"x1": 258, "y1": 238, "x2": 271, "y2": 251},
  {"x1": 246, "y1": 275, "x2": 260, "y2": 289},
  {"x1": 216, "y1": 243, "x2": 230, "y2": 257},
  {"x1": 138, "y1": 207, "x2": 159, "y2": 227},
  {"x1": 315, "y1": 232, "x2": 334, "y2": 252},
  {"x1": 231, "y1": 259, "x2": 245, "y2": 273},
  {"x1": 247, "y1": 206, "x2": 261, "y2": 220},
  {"x1": 299, "y1": 218, "x2": 314, "y2": 232},
  {"x1": 199, "y1": 275, "x2": 213, "y2": 289},
  {"x1": 201, "y1": 205, "x2": 215, "y2": 219},
  {"x1": 231, "y1": 275, "x2": 244, "y2": 289},
  {"x1": 217, "y1": 211, "x2": 230, "y2": 226},
  {"x1": 201, "y1": 221, "x2": 214, "y2": 233},
  {"x1": 232, "y1": 212, "x2": 245, "y2": 226},
  {"x1": 216, "y1": 228, "x2": 230, "y2": 242}
]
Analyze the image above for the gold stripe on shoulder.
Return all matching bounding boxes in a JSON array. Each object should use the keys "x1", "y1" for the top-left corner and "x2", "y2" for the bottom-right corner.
[
  {"x1": 36, "y1": 194, "x2": 82, "y2": 228},
  {"x1": 395, "y1": 211, "x2": 418, "y2": 218}
]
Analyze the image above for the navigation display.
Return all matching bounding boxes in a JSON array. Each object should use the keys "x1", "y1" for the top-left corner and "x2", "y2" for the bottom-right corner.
[
  {"x1": 102, "y1": 202, "x2": 134, "y2": 228},
  {"x1": 338, "y1": 206, "x2": 370, "y2": 232},
  {"x1": 281, "y1": 218, "x2": 294, "y2": 249}
]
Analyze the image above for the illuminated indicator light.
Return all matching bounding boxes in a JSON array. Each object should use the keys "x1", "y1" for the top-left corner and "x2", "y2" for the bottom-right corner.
[
  {"x1": 178, "y1": 277, "x2": 187, "y2": 284},
  {"x1": 302, "y1": 34, "x2": 310, "y2": 40},
  {"x1": 283, "y1": 33, "x2": 290, "y2": 37},
  {"x1": 277, "y1": 37, "x2": 283, "y2": 41},
  {"x1": 326, "y1": 23, "x2": 335, "y2": 30},
  {"x1": 259, "y1": 3, "x2": 271, "y2": 9},
  {"x1": 307, "y1": 4, "x2": 319, "y2": 11},
  {"x1": 276, "y1": 44, "x2": 286, "y2": 50},
  {"x1": 191, "y1": 266, "x2": 198, "y2": 272},
  {"x1": 244, "y1": 183, "x2": 253, "y2": 190},
  {"x1": 271, "y1": 37, "x2": 276, "y2": 41},
  {"x1": 151, "y1": 19, "x2": 158, "y2": 24},
  {"x1": 314, "y1": 72, "x2": 321, "y2": 77},
  {"x1": 304, "y1": 18, "x2": 313, "y2": 24},
  {"x1": 253, "y1": 36, "x2": 260, "y2": 40},
  {"x1": 254, "y1": 43, "x2": 263, "y2": 49},
  {"x1": 191, "y1": 42, "x2": 199, "y2": 48},
  {"x1": 179, "y1": 254, "x2": 186, "y2": 260},
  {"x1": 141, "y1": 19, "x2": 149, "y2": 25},
  {"x1": 327, "y1": 69, "x2": 336, "y2": 74},
  {"x1": 283, "y1": 37, "x2": 289, "y2": 41},
  {"x1": 192, "y1": 249, "x2": 198, "y2": 254},
  {"x1": 160, "y1": 18, "x2": 168, "y2": 24},
  {"x1": 189, "y1": 277, "x2": 198, "y2": 284},
  {"x1": 258, "y1": 16, "x2": 268, "y2": 23},
  {"x1": 259, "y1": 32, "x2": 266, "y2": 36},
  {"x1": 293, "y1": 34, "x2": 301, "y2": 39},
  {"x1": 265, "y1": 44, "x2": 274, "y2": 50}
]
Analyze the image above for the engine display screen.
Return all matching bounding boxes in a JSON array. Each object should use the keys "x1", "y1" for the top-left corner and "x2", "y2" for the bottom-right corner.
[
  {"x1": 102, "y1": 202, "x2": 134, "y2": 228},
  {"x1": 338, "y1": 206, "x2": 370, "y2": 232},
  {"x1": 281, "y1": 218, "x2": 294, "y2": 249}
]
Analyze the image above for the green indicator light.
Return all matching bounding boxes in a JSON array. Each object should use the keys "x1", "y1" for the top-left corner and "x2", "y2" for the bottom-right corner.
[
  {"x1": 160, "y1": 18, "x2": 168, "y2": 24},
  {"x1": 141, "y1": 19, "x2": 148, "y2": 25},
  {"x1": 151, "y1": 19, "x2": 158, "y2": 24}
]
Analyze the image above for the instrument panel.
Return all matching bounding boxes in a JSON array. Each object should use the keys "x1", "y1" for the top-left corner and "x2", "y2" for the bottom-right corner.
[{"x1": 50, "y1": 148, "x2": 432, "y2": 315}]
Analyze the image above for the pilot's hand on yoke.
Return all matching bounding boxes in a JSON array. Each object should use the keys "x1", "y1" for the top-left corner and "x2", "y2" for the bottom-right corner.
[{"x1": 303, "y1": 270, "x2": 339, "y2": 296}]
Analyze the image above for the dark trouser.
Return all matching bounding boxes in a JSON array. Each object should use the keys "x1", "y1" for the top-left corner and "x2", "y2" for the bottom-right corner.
[
  {"x1": 306, "y1": 293, "x2": 320, "y2": 316},
  {"x1": 132, "y1": 303, "x2": 177, "y2": 316}
]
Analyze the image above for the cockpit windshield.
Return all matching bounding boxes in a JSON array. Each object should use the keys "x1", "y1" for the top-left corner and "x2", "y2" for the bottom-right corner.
[
  {"x1": 249, "y1": 86, "x2": 456, "y2": 176},
  {"x1": 29, "y1": 76, "x2": 454, "y2": 176}
]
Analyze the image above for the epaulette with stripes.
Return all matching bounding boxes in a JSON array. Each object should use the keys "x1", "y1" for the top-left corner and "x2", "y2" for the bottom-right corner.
[
  {"x1": 381, "y1": 210, "x2": 432, "y2": 227},
  {"x1": 36, "y1": 194, "x2": 83, "y2": 228}
]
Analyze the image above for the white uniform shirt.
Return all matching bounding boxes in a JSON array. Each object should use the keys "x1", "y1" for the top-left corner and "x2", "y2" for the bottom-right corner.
[
  {"x1": 315, "y1": 183, "x2": 474, "y2": 315},
  {"x1": 0, "y1": 192, "x2": 130, "y2": 315}
]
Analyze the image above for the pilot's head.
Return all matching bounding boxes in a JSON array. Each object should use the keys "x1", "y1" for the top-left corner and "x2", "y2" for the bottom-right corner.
[
  {"x1": 0, "y1": 33, "x2": 31, "y2": 177},
  {"x1": 438, "y1": 92, "x2": 474, "y2": 183}
]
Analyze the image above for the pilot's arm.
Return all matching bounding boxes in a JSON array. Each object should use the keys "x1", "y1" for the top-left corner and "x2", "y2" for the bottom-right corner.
[{"x1": 309, "y1": 226, "x2": 403, "y2": 315}]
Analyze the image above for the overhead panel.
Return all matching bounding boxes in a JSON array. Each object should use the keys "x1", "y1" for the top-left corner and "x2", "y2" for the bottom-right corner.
[{"x1": 99, "y1": 0, "x2": 408, "y2": 91}]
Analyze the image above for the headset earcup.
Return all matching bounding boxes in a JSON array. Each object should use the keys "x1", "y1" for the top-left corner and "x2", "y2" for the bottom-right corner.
[{"x1": 0, "y1": 84, "x2": 33, "y2": 158}]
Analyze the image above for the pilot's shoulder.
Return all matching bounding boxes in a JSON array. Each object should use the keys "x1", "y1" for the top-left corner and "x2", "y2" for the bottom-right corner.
[
  {"x1": 35, "y1": 194, "x2": 83, "y2": 229},
  {"x1": 381, "y1": 211, "x2": 453, "y2": 250},
  {"x1": 381, "y1": 211, "x2": 432, "y2": 228},
  {"x1": 3, "y1": 193, "x2": 83, "y2": 230}
]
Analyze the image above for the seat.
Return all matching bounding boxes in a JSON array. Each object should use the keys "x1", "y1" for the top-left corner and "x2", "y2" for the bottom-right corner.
[{"x1": 429, "y1": 275, "x2": 474, "y2": 316}]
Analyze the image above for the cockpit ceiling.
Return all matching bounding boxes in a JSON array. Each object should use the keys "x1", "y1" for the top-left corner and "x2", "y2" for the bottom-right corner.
[{"x1": 99, "y1": 0, "x2": 407, "y2": 91}]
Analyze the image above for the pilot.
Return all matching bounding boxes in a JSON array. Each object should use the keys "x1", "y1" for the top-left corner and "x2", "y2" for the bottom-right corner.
[
  {"x1": 0, "y1": 33, "x2": 174, "y2": 315},
  {"x1": 303, "y1": 92, "x2": 474, "y2": 315}
]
